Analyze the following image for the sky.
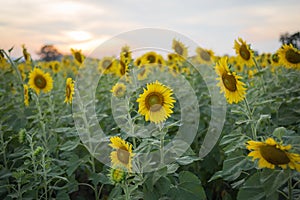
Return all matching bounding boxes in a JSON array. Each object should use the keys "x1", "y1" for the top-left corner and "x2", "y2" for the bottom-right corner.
[{"x1": 0, "y1": 0, "x2": 299, "y2": 59}]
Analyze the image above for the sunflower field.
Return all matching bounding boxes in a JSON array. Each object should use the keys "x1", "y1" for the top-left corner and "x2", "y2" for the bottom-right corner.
[{"x1": 1, "y1": 31, "x2": 300, "y2": 200}]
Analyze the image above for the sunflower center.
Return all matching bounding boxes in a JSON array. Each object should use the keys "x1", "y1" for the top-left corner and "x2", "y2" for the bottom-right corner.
[
  {"x1": 117, "y1": 147, "x2": 130, "y2": 164},
  {"x1": 260, "y1": 145, "x2": 290, "y2": 165},
  {"x1": 200, "y1": 51, "x2": 211, "y2": 61},
  {"x1": 147, "y1": 55, "x2": 156, "y2": 63},
  {"x1": 66, "y1": 85, "x2": 71, "y2": 98},
  {"x1": 145, "y1": 93, "x2": 163, "y2": 111},
  {"x1": 34, "y1": 75, "x2": 47, "y2": 89},
  {"x1": 74, "y1": 52, "x2": 83, "y2": 64},
  {"x1": 239, "y1": 44, "x2": 251, "y2": 60},
  {"x1": 222, "y1": 73, "x2": 237, "y2": 92},
  {"x1": 285, "y1": 49, "x2": 300, "y2": 64},
  {"x1": 175, "y1": 44, "x2": 183, "y2": 56},
  {"x1": 103, "y1": 60, "x2": 112, "y2": 69}
]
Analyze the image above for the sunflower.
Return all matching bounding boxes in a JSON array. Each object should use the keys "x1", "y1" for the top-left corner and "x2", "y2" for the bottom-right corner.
[
  {"x1": 71, "y1": 48, "x2": 85, "y2": 66},
  {"x1": 98, "y1": 57, "x2": 117, "y2": 74},
  {"x1": 234, "y1": 38, "x2": 255, "y2": 67},
  {"x1": 116, "y1": 60, "x2": 128, "y2": 77},
  {"x1": 247, "y1": 138, "x2": 300, "y2": 171},
  {"x1": 137, "y1": 66, "x2": 150, "y2": 80},
  {"x1": 277, "y1": 44, "x2": 300, "y2": 69},
  {"x1": 111, "y1": 83, "x2": 126, "y2": 98},
  {"x1": 156, "y1": 54, "x2": 166, "y2": 70},
  {"x1": 28, "y1": 67, "x2": 53, "y2": 95},
  {"x1": 168, "y1": 63, "x2": 180, "y2": 77},
  {"x1": 271, "y1": 53, "x2": 280, "y2": 67},
  {"x1": 109, "y1": 136, "x2": 133, "y2": 171},
  {"x1": 109, "y1": 167, "x2": 126, "y2": 184},
  {"x1": 215, "y1": 57, "x2": 246, "y2": 104},
  {"x1": 22, "y1": 44, "x2": 31, "y2": 64},
  {"x1": 134, "y1": 56, "x2": 143, "y2": 67},
  {"x1": 195, "y1": 47, "x2": 215, "y2": 64},
  {"x1": 181, "y1": 67, "x2": 191, "y2": 75},
  {"x1": 172, "y1": 39, "x2": 188, "y2": 59},
  {"x1": 136, "y1": 80, "x2": 175, "y2": 124},
  {"x1": 167, "y1": 53, "x2": 179, "y2": 65},
  {"x1": 141, "y1": 51, "x2": 158, "y2": 66},
  {"x1": 50, "y1": 61, "x2": 61, "y2": 73},
  {"x1": 120, "y1": 45, "x2": 132, "y2": 65},
  {"x1": 64, "y1": 78, "x2": 75, "y2": 104},
  {"x1": 23, "y1": 84, "x2": 29, "y2": 107}
]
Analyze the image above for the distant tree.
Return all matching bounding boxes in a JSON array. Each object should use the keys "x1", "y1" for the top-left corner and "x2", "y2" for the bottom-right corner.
[
  {"x1": 37, "y1": 45, "x2": 63, "y2": 61},
  {"x1": 279, "y1": 32, "x2": 300, "y2": 49}
]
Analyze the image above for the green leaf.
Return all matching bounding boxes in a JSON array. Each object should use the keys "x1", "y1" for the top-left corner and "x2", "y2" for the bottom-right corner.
[
  {"x1": 8, "y1": 46, "x2": 14, "y2": 53},
  {"x1": 176, "y1": 156, "x2": 200, "y2": 165},
  {"x1": 210, "y1": 150, "x2": 253, "y2": 182},
  {"x1": 272, "y1": 127, "x2": 287, "y2": 140},
  {"x1": 260, "y1": 169, "x2": 289, "y2": 197},
  {"x1": 56, "y1": 191, "x2": 70, "y2": 200},
  {"x1": 237, "y1": 169, "x2": 287, "y2": 200},
  {"x1": 237, "y1": 173, "x2": 265, "y2": 200},
  {"x1": 108, "y1": 185, "x2": 122, "y2": 200},
  {"x1": 60, "y1": 138, "x2": 80, "y2": 151},
  {"x1": 168, "y1": 171, "x2": 206, "y2": 200}
]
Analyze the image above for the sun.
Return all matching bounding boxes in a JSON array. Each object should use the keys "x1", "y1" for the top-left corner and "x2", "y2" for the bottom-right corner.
[{"x1": 66, "y1": 31, "x2": 92, "y2": 42}]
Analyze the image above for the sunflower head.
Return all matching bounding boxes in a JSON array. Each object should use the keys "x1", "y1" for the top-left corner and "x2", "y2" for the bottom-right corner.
[
  {"x1": 109, "y1": 136, "x2": 133, "y2": 171},
  {"x1": 28, "y1": 67, "x2": 53, "y2": 95},
  {"x1": 116, "y1": 60, "x2": 128, "y2": 77},
  {"x1": 109, "y1": 167, "x2": 127, "y2": 184},
  {"x1": 134, "y1": 56, "x2": 143, "y2": 67},
  {"x1": 195, "y1": 47, "x2": 215, "y2": 64},
  {"x1": 215, "y1": 57, "x2": 246, "y2": 104},
  {"x1": 120, "y1": 45, "x2": 132, "y2": 65},
  {"x1": 71, "y1": 48, "x2": 85, "y2": 65},
  {"x1": 137, "y1": 66, "x2": 150, "y2": 80},
  {"x1": 141, "y1": 51, "x2": 158, "y2": 66},
  {"x1": 98, "y1": 57, "x2": 117, "y2": 74},
  {"x1": 172, "y1": 39, "x2": 188, "y2": 58},
  {"x1": 64, "y1": 78, "x2": 75, "y2": 104},
  {"x1": 22, "y1": 44, "x2": 31, "y2": 63},
  {"x1": 247, "y1": 138, "x2": 300, "y2": 171},
  {"x1": 277, "y1": 44, "x2": 300, "y2": 69},
  {"x1": 23, "y1": 84, "x2": 30, "y2": 107},
  {"x1": 111, "y1": 83, "x2": 126, "y2": 98},
  {"x1": 136, "y1": 80, "x2": 176, "y2": 124},
  {"x1": 234, "y1": 38, "x2": 254, "y2": 67}
]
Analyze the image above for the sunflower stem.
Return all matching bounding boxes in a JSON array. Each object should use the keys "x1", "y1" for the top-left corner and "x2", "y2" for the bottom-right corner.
[
  {"x1": 90, "y1": 155, "x2": 100, "y2": 200},
  {"x1": 34, "y1": 93, "x2": 48, "y2": 149},
  {"x1": 244, "y1": 98, "x2": 257, "y2": 140},
  {"x1": 252, "y1": 57, "x2": 266, "y2": 93},
  {"x1": 160, "y1": 129, "x2": 165, "y2": 164},
  {"x1": 288, "y1": 169, "x2": 293, "y2": 200}
]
